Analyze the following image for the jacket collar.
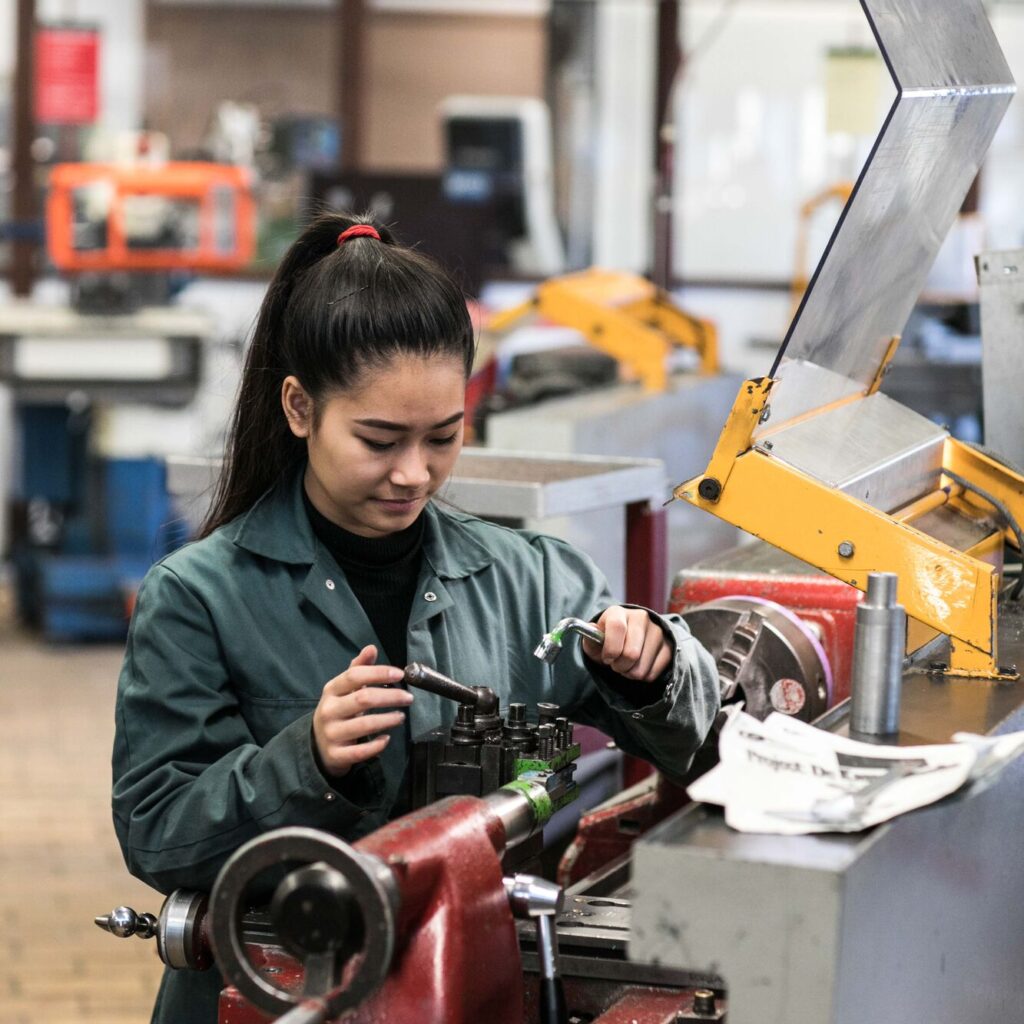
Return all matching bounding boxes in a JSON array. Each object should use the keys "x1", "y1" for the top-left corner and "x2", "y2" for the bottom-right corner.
[{"x1": 231, "y1": 464, "x2": 494, "y2": 581}]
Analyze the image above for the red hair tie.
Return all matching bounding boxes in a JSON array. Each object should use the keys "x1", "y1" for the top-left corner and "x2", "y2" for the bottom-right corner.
[{"x1": 337, "y1": 224, "x2": 381, "y2": 246}]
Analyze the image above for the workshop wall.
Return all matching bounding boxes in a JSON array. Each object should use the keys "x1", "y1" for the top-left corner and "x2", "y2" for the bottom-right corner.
[
  {"x1": 145, "y1": 5, "x2": 336, "y2": 156},
  {"x1": 144, "y1": 5, "x2": 545, "y2": 170},
  {"x1": 365, "y1": 13, "x2": 545, "y2": 170}
]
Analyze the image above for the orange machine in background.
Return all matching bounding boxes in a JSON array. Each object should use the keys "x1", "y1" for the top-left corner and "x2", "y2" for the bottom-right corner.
[
  {"x1": 5, "y1": 161, "x2": 254, "y2": 640},
  {"x1": 46, "y1": 162, "x2": 255, "y2": 274}
]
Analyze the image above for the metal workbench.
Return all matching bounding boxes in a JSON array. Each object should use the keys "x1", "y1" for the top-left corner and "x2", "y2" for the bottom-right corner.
[{"x1": 631, "y1": 602, "x2": 1024, "y2": 1024}]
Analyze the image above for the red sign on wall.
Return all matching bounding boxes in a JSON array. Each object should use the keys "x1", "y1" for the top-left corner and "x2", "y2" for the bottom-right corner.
[{"x1": 35, "y1": 26, "x2": 100, "y2": 125}]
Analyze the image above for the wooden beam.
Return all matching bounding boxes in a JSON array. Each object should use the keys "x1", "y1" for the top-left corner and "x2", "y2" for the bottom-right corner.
[
  {"x1": 11, "y1": 0, "x2": 36, "y2": 296},
  {"x1": 338, "y1": 0, "x2": 367, "y2": 174}
]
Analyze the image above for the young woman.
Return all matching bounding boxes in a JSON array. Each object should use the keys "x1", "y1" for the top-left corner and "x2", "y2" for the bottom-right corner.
[{"x1": 112, "y1": 214, "x2": 720, "y2": 1023}]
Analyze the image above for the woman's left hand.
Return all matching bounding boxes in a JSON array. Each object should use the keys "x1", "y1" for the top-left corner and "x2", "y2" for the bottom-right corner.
[{"x1": 581, "y1": 605, "x2": 673, "y2": 683}]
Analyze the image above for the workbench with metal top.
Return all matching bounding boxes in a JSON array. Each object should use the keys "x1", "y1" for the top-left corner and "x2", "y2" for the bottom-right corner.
[{"x1": 631, "y1": 602, "x2": 1024, "y2": 1024}]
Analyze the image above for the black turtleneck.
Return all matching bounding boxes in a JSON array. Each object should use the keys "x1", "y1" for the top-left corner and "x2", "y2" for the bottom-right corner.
[{"x1": 303, "y1": 490, "x2": 425, "y2": 667}]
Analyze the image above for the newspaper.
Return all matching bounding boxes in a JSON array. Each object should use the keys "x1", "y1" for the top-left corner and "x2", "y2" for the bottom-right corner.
[{"x1": 686, "y1": 707, "x2": 1024, "y2": 834}]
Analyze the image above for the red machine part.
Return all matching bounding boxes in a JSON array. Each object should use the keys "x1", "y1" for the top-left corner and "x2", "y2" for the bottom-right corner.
[
  {"x1": 670, "y1": 569, "x2": 860, "y2": 704},
  {"x1": 219, "y1": 795, "x2": 523, "y2": 1024},
  {"x1": 592, "y1": 989, "x2": 723, "y2": 1022},
  {"x1": 221, "y1": 944, "x2": 300, "y2": 1023},
  {"x1": 557, "y1": 774, "x2": 689, "y2": 889}
]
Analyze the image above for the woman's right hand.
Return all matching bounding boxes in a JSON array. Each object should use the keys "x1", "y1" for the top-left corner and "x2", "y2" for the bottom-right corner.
[{"x1": 312, "y1": 645, "x2": 414, "y2": 777}]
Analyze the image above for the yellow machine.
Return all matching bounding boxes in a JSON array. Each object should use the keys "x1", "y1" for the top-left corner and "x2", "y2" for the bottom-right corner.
[
  {"x1": 487, "y1": 267, "x2": 718, "y2": 392},
  {"x1": 675, "y1": 375, "x2": 1024, "y2": 679},
  {"x1": 668, "y1": 0, "x2": 1024, "y2": 686}
]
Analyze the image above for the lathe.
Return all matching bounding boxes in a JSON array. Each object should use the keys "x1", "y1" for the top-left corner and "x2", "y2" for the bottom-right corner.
[
  {"x1": 98, "y1": 598, "x2": 831, "y2": 1024},
  {"x1": 97, "y1": 0, "x2": 1024, "y2": 1021}
]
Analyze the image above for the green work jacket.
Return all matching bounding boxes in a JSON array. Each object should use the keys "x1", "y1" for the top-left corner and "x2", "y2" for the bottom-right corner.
[{"x1": 112, "y1": 466, "x2": 719, "y2": 1023}]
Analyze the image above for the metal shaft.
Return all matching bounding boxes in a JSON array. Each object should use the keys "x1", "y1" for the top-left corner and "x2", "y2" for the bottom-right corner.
[
  {"x1": 485, "y1": 782, "x2": 550, "y2": 849},
  {"x1": 560, "y1": 618, "x2": 605, "y2": 646},
  {"x1": 850, "y1": 573, "x2": 906, "y2": 736},
  {"x1": 536, "y1": 913, "x2": 560, "y2": 980}
]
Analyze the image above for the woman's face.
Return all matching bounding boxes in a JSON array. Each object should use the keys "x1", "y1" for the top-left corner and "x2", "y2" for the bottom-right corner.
[{"x1": 283, "y1": 353, "x2": 466, "y2": 538}]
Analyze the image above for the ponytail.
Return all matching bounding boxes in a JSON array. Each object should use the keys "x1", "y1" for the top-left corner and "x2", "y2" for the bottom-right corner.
[{"x1": 200, "y1": 213, "x2": 474, "y2": 536}]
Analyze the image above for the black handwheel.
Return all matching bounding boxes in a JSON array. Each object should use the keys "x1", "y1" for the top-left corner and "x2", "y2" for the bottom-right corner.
[{"x1": 209, "y1": 827, "x2": 398, "y2": 1018}]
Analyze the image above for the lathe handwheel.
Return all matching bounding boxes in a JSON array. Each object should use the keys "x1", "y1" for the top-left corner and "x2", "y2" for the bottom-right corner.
[{"x1": 209, "y1": 827, "x2": 398, "y2": 1017}]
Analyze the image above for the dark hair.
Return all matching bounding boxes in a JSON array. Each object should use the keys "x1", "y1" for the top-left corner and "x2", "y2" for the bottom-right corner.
[{"x1": 200, "y1": 212, "x2": 475, "y2": 536}]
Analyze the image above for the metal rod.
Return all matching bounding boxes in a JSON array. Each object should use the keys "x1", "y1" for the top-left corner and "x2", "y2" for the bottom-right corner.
[
  {"x1": 892, "y1": 485, "x2": 957, "y2": 523},
  {"x1": 849, "y1": 572, "x2": 906, "y2": 736}
]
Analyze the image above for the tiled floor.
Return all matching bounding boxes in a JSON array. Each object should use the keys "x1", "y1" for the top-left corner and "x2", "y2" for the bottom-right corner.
[{"x1": 1, "y1": 590, "x2": 163, "y2": 1023}]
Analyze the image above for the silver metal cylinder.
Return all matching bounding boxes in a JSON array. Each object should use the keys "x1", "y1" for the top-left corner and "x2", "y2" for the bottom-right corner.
[
  {"x1": 158, "y1": 889, "x2": 211, "y2": 970},
  {"x1": 484, "y1": 783, "x2": 548, "y2": 848},
  {"x1": 850, "y1": 572, "x2": 906, "y2": 736}
]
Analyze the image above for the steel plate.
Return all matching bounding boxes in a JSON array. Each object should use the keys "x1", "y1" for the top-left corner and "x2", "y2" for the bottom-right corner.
[
  {"x1": 978, "y1": 249, "x2": 1024, "y2": 470},
  {"x1": 760, "y1": 0, "x2": 1015, "y2": 436}
]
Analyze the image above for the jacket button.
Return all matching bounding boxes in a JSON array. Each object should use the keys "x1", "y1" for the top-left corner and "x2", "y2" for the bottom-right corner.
[
  {"x1": 423, "y1": 591, "x2": 437, "y2": 602},
  {"x1": 323, "y1": 791, "x2": 336, "y2": 802},
  {"x1": 325, "y1": 579, "x2": 336, "y2": 591},
  {"x1": 631, "y1": 711, "x2": 644, "y2": 720}
]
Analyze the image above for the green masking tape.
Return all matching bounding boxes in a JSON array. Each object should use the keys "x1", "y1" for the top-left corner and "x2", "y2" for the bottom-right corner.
[{"x1": 501, "y1": 779, "x2": 553, "y2": 825}]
